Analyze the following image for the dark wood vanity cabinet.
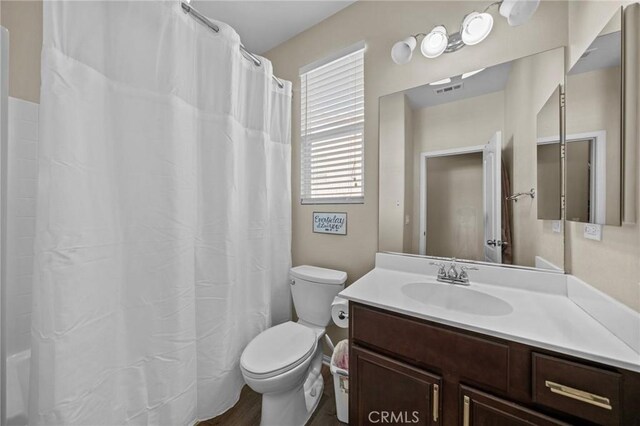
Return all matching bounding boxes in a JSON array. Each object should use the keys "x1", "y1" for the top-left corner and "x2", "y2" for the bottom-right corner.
[
  {"x1": 460, "y1": 386, "x2": 567, "y2": 426},
  {"x1": 349, "y1": 303, "x2": 640, "y2": 426},
  {"x1": 352, "y1": 347, "x2": 442, "y2": 425}
]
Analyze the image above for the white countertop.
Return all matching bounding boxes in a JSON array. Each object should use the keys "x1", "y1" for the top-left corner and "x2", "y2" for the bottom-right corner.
[{"x1": 339, "y1": 265, "x2": 640, "y2": 373}]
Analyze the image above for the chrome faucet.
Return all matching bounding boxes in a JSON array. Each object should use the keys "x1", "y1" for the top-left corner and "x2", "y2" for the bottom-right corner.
[{"x1": 429, "y1": 258, "x2": 478, "y2": 286}]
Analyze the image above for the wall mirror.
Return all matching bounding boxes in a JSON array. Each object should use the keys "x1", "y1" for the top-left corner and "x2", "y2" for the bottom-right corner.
[
  {"x1": 378, "y1": 47, "x2": 565, "y2": 271},
  {"x1": 565, "y1": 8, "x2": 622, "y2": 225}
]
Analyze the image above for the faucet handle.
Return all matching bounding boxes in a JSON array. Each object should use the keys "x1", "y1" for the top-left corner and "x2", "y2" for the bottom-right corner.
[
  {"x1": 447, "y1": 262, "x2": 459, "y2": 279},
  {"x1": 429, "y1": 261, "x2": 447, "y2": 276},
  {"x1": 458, "y1": 265, "x2": 479, "y2": 280}
]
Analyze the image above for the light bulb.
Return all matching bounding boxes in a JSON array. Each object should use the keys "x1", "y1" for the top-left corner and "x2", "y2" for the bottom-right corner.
[
  {"x1": 499, "y1": 0, "x2": 540, "y2": 26},
  {"x1": 421, "y1": 26, "x2": 449, "y2": 59},
  {"x1": 461, "y1": 12, "x2": 494, "y2": 46},
  {"x1": 391, "y1": 36, "x2": 418, "y2": 65}
]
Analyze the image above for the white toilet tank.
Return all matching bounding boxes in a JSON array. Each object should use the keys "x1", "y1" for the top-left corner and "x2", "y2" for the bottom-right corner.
[{"x1": 290, "y1": 265, "x2": 347, "y2": 327}]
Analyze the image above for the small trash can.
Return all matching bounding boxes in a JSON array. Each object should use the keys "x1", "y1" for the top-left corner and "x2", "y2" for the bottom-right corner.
[{"x1": 330, "y1": 339, "x2": 349, "y2": 423}]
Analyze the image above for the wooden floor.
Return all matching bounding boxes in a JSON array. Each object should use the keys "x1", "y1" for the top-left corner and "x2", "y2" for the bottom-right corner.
[{"x1": 200, "y1": 366, "x2": 346, "y2": 426}]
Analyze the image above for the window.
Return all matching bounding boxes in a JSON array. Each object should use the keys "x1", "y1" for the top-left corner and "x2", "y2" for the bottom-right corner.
[{"x1": 300, "y1": 42, "x2": 365, "y2": 204}]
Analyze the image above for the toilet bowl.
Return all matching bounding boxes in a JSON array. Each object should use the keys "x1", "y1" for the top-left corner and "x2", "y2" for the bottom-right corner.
[{"x1": 240, "y1": 265, "x2": 347, "y2": 426}]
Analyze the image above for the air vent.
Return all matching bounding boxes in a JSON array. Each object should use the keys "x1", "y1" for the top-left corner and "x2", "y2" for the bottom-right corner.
[
  {"x1": 580, "y1": 48, "x2": 597, "y2": 59},
  {"x1": 433, "y1": 82, "x2": 463, "y2": 95}
]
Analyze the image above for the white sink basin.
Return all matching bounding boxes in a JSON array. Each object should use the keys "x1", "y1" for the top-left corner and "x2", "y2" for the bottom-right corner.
[{"x1": 401, "y1": 282, "x2": 513, "y2": 316}]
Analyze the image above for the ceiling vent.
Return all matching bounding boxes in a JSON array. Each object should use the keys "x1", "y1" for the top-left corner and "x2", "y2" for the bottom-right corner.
[{"x1": 433, "y1": 82, "x2": 464, "y2": 95}]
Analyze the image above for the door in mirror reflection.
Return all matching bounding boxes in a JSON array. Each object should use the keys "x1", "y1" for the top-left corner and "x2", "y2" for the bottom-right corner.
[
  {"x1": 566, "y1": 10, "x2": 622, "y2": 225},
  {"x1": 422, "y1": 132, "x2": 502, "y2": 263},
  {"x1": 483, "y1": 132, "x2": 502, "y2": 264}
]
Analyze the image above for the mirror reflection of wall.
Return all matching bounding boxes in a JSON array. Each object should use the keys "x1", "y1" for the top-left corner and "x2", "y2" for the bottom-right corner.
[
  {"x1": 426, "y1": 154, "x2": 483, "y2": 261},
  {"x1": 378, "y1": 47, "x2": 565, "y2": 270},
  {"x1": 566, "y1": 10, "x2": 622, "y2": 226},
  {"x1": 566, "y1": 140, "x2": 593, "y2": 222},
  {"x1": 536, "y1": 87, "x2": 562, "y2": 220}
]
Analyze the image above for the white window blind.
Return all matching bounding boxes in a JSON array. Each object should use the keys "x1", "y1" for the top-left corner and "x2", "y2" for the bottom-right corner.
[{"x1": 300, "y1": 43, "x2": 365, "y2": 204}]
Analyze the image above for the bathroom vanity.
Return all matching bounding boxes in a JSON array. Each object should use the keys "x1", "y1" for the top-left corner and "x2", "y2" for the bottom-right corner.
[
  {"x1": 355, "y1": 2, "x2": 640, "y2": 425},
  {"x1": 340, "y1": 254, "x2": 640, "y2": 426}
]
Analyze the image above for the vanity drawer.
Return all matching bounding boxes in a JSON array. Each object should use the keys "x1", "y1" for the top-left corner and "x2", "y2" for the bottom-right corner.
[
  {"x1": 532, "y1": 353, "x2": 621, "y2": 425},
  {"x1": 351, "y1": 303, "x2": 510, "y2": 392}
]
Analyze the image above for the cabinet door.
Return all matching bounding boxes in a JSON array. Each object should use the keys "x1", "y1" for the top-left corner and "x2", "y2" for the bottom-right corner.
[
  {"x1": 351, "y1": 346, "x2": 442, "y2": 426},
  {"x1": 460, "y1": 386, "x2": 567, "y2": 426}
]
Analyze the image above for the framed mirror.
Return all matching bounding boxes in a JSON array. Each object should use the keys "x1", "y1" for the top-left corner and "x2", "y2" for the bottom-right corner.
[
  {"x1": 378, "y1": 47, "x2": 565, "y2": 271},
  {"x1": 565, "y1": 8, "x2": 622, "y2": 226}
]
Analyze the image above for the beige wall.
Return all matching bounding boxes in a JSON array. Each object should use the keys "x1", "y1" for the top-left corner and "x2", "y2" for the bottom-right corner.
[
  {"x1": 426, "y1": 153, "x2": 484, "y2": 260},
  {"x1": 566, "y1": 1, "x2": 640, "y2": 311},
  {"x1": 379, "y1": 92, "x2": 409, "y2": 252},
  {"x1": 566, "y1": 67, "x2": 622, "y2": 224},
  {"x1": 565, "y1": 141, "x2": 591, "y2": 222},
  {"x1": 536, "y1": 87, "x2": 562, "y2": 221},
  {"x1": 402, "y1": 96, "x2": 414, "y2": 253},
  {"x1": 536, "y1": 143, "x2": 562, "y2": 220},
  {"x1": 411, "y1": 91, "x2": 504, "y2": 253},
  {"x1": 623, "y1": 4, "x2": 638, "y2": 224},
  {"x1": 0, "y1": 0, "x2": 41, "y2": 103}
]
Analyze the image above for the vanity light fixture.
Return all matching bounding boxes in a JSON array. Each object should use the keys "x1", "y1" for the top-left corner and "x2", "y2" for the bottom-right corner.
[
  {"x1": 391, "y1": 0, "x2": 540, "y2": 64},
  {"x1": 391, "y1": 36, "x2": 418, "y2": 65},
  {"x1": 499, "y1": 0, "x2": 541, "y2": 27}
]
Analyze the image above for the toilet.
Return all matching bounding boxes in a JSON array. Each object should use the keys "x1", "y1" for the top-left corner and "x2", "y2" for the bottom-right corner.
[{"x1": 240, "y1": 265, "x2": 347, "y2": 426}]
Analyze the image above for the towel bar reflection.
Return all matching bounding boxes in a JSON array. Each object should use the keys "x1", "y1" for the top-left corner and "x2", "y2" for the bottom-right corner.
[{"x1": 506, "y1": 188, "x2": 535, "y2": 202}]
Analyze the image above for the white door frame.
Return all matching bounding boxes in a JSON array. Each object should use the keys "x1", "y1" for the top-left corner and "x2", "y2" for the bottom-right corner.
[
  {"x1": 537, "y1": 130, "x2": 606, "y2": 224},
  {"x1": 419, "y1": 145, "x2": 485, "y2": 255},
  {"x1": 482, "y1": 132, "x2": 502, "y2": 263}
]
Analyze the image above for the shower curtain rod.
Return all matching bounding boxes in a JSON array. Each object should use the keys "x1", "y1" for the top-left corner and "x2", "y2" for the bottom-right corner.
[{"x1": 181, "y1": 2, "x2": 285, "y2": 89}]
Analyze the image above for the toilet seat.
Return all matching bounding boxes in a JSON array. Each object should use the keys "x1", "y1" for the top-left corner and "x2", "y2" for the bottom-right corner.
[{"x1": 241, "y1": 321, "x2": 317, "y2": 379}]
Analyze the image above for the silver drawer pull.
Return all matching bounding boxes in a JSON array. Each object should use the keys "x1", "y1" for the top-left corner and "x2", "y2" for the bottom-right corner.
[{"x1": 545, "y1": 380, "x2": 612, "y2": 410}]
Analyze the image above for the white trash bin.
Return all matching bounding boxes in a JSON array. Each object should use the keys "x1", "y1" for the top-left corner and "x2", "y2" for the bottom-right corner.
[{"x1": 330, "y1": 339, "x2": 349, "y2": 423}]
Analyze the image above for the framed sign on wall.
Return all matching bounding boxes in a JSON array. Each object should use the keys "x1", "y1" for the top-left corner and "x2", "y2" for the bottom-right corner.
[{"x1": 313, "y1": 212, "x2": 347, "y2": 235}]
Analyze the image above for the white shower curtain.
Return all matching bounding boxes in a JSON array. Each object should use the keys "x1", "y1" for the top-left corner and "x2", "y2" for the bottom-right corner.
[{"x1": 29, "y1": 2, "x2": 291, "y2": 424}]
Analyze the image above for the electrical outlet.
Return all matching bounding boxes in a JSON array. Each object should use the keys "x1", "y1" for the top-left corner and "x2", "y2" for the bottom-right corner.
[
  {"x1": 552, "y1": 221, "x2": 562, "y2": 233},
  {"x1": 584, "y1": 223, "x2": 602, "y2": 241}
]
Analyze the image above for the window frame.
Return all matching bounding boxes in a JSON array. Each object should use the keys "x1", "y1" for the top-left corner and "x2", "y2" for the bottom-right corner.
[{"x1": 299, "y1": 41, "x2": 366, "y2": 205}]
